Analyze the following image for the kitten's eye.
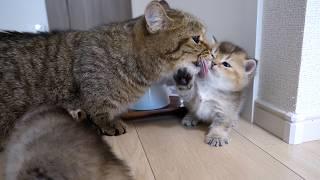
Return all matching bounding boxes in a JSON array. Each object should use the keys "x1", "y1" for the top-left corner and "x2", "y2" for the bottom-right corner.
[
  {"x1": 222, "y1": 62, "x2": 231, "y2": 68},
  {"x1": 192, "y1": 36, "x2": 200, "y2": 44}
]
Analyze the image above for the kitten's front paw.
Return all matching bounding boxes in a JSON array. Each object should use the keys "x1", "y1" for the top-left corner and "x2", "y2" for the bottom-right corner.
[
  {"x1": 100, "y1": 120, "x2": 127, "y2": 136},
  {"x1": 182, "y1": 116, "x2": 198, "y2": 128},
  {"x1": 174, "y1": 68, "x2": 193, "y2": 90},
  {"x1": 205, "y1": 135, "x2": 229, "y2": 147}
]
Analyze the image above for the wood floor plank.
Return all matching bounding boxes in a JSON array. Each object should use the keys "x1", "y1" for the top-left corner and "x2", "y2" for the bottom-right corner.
[
  {"x1": 103, "y1": 122, "x2": 155, "y2": 180},
  {"x1": 236, "y1": 119, "x2": 320, "y2": 180},
  {"x1": 134, "y1": 117, "x2": 302, "y2": 180}
]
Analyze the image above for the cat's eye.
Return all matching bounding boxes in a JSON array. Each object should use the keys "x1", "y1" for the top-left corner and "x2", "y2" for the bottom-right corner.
[
  {"x1": 192, "y1": 36, "x2": 200, "y2": 44},
  {"x1": 222, "y1": 62, "x2": 231, "y2": 68}
]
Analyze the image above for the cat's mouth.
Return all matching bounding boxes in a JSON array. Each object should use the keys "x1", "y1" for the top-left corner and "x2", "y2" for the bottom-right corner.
[
  {"x1": 193, "y1": 58, "x2": 209, "y2": 78},
  {"x1": 194, "y1": 51, "x2": 213, "y2": 78}
]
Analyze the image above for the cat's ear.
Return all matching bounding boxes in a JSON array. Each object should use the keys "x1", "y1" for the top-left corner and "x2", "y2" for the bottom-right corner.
[
  {"x1": 145, "y1": 1, "x2": 172, "y2": 33},
  {"x1": 245, "y1": 59, "x2": 257, "y2": 75}
]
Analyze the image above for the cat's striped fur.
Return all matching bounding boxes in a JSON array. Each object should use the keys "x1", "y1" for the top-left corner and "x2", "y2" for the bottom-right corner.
[{"x1": 0, "y1": 0, "x2": 213, "y2": 149}]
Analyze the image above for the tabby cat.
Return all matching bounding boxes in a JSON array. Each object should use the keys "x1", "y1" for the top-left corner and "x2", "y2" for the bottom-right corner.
[
  {"x1": 0, "y1": 0, "x2": 213, "y2": 148},
  {"x1": 174, "y1": 41, "x2": 257, "y2": 147},
  {"x1": 5, "y1": 105, "x2": 132, "y2": 180}
]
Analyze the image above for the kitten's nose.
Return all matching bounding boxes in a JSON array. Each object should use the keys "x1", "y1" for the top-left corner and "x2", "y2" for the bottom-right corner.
[{"x1": 211, "y1": 62, "x2": 217, "y2": 69}]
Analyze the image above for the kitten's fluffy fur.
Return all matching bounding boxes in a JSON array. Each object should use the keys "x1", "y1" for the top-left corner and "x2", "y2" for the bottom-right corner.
[
  {"x1": 0, "y1": 0, "x2": 213, "y2": 148},
  {"x1": 5, "y1": 105, "x2": 132, "y2": 180},
  {"x1": 174, "y1": 42, "x2": 257, "y2": 147}
]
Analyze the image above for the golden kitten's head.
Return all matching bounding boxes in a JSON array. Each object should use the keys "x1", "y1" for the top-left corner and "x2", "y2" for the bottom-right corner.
[
  {"x1": 208, "y1": 41, "x2": 257, "y2": 92},
  {"x1": 141, "y1": 0, "x2": 213, "y2": 70}
]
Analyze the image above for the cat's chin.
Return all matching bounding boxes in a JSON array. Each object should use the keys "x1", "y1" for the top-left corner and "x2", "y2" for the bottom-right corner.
[{"x1": 192, "y1": 60, "x2": 200, "y2": 66}]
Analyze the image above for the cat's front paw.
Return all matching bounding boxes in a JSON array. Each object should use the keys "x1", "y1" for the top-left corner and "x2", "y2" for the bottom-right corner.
[
  {"x1": 205, "y1": 135, "x2": 229, "y2": 147},
  {"x1": 100, "y1": 120, "x2": 127, "y2": 136},
  {"x1": 182, "y1": 116, "x2": 199, "y2": 128},
  {"x1": 173, "y1": 68, "x2": 193, "y2": 90},
  {"x1": 69, "y1": 109, "x2": 87, "y2": 122}
]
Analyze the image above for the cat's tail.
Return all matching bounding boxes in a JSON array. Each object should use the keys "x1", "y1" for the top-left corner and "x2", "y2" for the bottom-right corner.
[{"x1": 6, "y1": 159, "x2": 58, "y2": 180}]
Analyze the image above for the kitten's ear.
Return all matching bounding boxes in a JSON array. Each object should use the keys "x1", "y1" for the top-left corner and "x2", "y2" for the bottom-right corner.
[
  {"x1": 159, "y1": 0, "x2": 170, "y2": 9},
  {"x1": 211, "y1": 36, "x2": 219, "y2": 57},
  {"x1": 245, "y1": 59, "x2": 257, "y2": 75},
  {"x1": 212, "y1": 35, "x2": 218, "y2": 44},
  {"x1": 145, "y1": 1, "x2": 172, "y2": 33}
]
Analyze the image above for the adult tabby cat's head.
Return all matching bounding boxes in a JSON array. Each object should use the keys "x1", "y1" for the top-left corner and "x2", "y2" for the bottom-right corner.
[
  {"x1": 137, "y1": 0, "x2": 213, "y2": 71},
  {"x1": 208, "y1": 42, "x2": 257, "y2": 92}
]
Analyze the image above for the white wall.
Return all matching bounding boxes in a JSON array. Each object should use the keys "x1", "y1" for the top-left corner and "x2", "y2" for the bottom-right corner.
[
  {"x1": 132, "y1": 0, "x2": 257, "y2": 56},
  {"x1": 296, "y1": 0, "x2": 320, "y2": 118},
  {"x1": 254, "y1": 0, "x2": 320, "y2": 144},
  {"x1": 132, "y1": 0, "x2": 258, "y2": 121},
  {"x1": 46, "y1": 0, "x2": 132, "y2": 31},
  {"x1": 257, "y1": 0, "x2": 306, "y2": 113},
  {"x1": 0, "y1": 0, "x2": 49, "y2": 32}
]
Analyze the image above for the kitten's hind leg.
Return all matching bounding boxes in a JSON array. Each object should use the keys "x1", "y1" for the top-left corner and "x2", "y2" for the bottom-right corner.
[{"x1": 181, "y1": 113, "x2": 199, "y2": 128}]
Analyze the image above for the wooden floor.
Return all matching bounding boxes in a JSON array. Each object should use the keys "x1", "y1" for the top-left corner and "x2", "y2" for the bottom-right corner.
[
  {"x1": 1, "y1": 116, "x2": 320, "y2": 180},
  {"x1": 105, "y1": 116, "x2": 319, "y2": 180}
]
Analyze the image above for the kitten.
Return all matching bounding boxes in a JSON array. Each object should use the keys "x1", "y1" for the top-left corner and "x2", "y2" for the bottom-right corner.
[
  {"x1": 0, "y1": 0, "x2": 213, "y2": 148},
  {"x1": 5, "y1": 105, "x2": 133, "y2": 180},
  {"x1": 174, "y1": 41, "x2": 257, "y2": 147}
]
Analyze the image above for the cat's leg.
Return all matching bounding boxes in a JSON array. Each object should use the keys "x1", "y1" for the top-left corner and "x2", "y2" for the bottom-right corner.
[
  {"x1": 100, "y1": 118, "x2": 127, "y2": 136},
  {"x1": 0, "y1": 108, "x2": 18, "y2": 151},
  {"x1": 80, "y1": 97, "x2": 127, "y2": 136},
  {"x1": 79, "y1": 76, "x2": 128, "y2": 136},
  {"x1": 181, "y1": 112, "x2": 199, "y2": 128},
  {"x1": 67, "y1": 103, "x2": 125, "y2": 136},
  {"x1": 205, "y1": 113, "x2": 232, "y2": 147},
  {"x1": 89, "y1": 108, "x2": 127, "y2": 136},
  {"x1": 68, "y1": 109, "x2": 87, "y2": 122},
  {"x1": 0, "y1": 135, "x2": 6, "y2": 152}
]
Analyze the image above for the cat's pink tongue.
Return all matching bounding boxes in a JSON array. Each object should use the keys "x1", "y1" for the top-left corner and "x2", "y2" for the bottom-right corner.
[{"x1": 198, "y1": 59, "x2": 208, "y2": 78}]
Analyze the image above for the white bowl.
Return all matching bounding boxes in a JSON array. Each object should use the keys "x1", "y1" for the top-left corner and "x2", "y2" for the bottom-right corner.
[{"x1": 130, "y1": 84, "x2": 170, "y2": 111}]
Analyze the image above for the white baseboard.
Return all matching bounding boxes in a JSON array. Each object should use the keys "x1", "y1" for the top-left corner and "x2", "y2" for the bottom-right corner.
[{"x1": 253, "y1": 100, "x2": 320, "y2": 144}]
